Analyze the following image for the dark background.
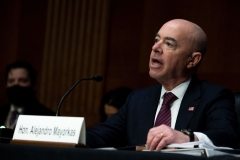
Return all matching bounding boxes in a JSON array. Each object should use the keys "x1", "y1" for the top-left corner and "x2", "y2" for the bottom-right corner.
[{"x1": 1, "y1": 0, "x2": 240, "y2": 127}]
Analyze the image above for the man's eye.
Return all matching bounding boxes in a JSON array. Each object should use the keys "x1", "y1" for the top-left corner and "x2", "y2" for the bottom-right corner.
[
  {"x1": 7, "y1": 79, "x2": 14, "y2": 83},
  {"x1": 166, "y1": 42, "x2": 173, "y2": 47},
  {"x1": 19, "y1": 78, "x2": 29, "y2": 83},
  {"x1": 154, "y1": 38, "x2": 159, "y2": 44}
]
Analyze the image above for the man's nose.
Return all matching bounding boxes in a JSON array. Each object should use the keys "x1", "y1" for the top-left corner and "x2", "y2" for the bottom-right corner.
[
  {"x1": 12, "y1": 80, "x2": 22, "y2": 86},
  {"x1": 10, "y1": 81, "x2": 18, "y2": 86},
  {"x1": 152, "y1": 41, "x2": 162, "y2": 53}
]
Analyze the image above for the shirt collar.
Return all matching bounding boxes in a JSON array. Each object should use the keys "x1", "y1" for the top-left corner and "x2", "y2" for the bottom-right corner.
[
  {"x1": 10, "y1": 104, "x2": 23, "y2": 113},
  {"x1": 161, "y1": 78, "x2": 191, "y2": 100}
]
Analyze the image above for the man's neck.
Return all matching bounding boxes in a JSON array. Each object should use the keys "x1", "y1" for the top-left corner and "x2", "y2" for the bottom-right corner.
[
  {"x1": 161, "y1": 77, "x2": 191, "y2": 91},
  {"x1": 12, "y1": 104, "x2": 23, "y2": 110}
]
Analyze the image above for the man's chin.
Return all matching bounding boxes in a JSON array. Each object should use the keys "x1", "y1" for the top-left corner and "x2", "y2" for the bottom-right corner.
[{"x1": 149, "y1": 70, "x2": 159, "y2": 80}]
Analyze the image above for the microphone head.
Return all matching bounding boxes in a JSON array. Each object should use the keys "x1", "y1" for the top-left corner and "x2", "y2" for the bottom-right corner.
[{"x1": 93, "y1": 75, "x2": 103, "y2": 82}]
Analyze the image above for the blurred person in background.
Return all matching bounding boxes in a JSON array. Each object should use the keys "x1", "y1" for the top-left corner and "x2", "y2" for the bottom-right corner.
[
  {"x1": 100, "y1": 87, "x2": 132, "y2": 122},
  {"x1": 0, "y1": 61, "x2": 54, "y2": 129}
]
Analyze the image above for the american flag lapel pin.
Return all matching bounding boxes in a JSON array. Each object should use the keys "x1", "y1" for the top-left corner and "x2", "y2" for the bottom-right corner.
[{"x1": 188, "y1": 107, "x2": 194, "y2": 111}]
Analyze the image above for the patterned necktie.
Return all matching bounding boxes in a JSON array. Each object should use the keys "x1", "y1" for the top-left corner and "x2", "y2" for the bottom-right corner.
[
  {"x1": 154, "y1": 92, "x2": 177, "y2": 127},
  {"x1": 10, "y1": 110, "x2": 19, "y2": 127}
]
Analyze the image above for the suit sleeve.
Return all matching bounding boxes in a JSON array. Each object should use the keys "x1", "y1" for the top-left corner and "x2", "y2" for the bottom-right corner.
[
  {"x1": 203, "y1": 88, "x2": 239, "y2": 148},
  {"x1": 86, "y1": 95, "x2": 130, "y2": 148}
]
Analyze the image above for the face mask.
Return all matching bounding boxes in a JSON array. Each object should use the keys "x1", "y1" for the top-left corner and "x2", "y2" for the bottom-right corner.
[{"x1": 6, "y1": 85, "x2": 34, "y2": 106}]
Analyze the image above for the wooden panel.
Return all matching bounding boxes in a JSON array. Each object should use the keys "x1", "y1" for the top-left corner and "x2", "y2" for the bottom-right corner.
[
  {"x1": 39, "y1": 0, "x2": 110, "y2": 127},
  {"x1": 105, "y1": 0, "x2": 240, "y2": 94},
  {"x1": 1, "y1": 0, "x2": 240, "y2": 128}
]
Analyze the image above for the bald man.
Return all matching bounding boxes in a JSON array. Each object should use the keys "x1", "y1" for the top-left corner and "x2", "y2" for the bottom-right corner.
[{"x1": 87, "y1": 19, "x2": 239, "y2": 150}]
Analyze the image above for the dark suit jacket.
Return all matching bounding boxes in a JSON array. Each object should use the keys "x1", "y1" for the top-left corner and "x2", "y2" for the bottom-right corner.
[
  {"x1": 0, "y1": 98, "x2": 55, "y2": 127},
  {"x1": 87, "y1": 75, "x2": 239, "y2": 148}
]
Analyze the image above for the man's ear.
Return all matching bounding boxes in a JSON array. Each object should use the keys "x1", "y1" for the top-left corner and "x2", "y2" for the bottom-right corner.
[{"x1": 187, "y1": 52, "x2": 202, "y2": 68}]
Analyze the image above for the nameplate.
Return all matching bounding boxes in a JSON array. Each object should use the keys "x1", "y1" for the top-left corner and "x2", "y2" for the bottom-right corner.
[{"x1": 13, "y1": 115, "x2": 85, "y2": 144}]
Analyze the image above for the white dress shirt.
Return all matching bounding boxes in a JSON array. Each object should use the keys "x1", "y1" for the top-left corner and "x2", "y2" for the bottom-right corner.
[{"x1": 154, "y1": 78, "x2": 214, "y2": 145}]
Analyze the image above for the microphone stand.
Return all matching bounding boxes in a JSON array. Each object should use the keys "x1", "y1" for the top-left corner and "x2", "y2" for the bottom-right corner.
[{"x1": 56, "y1": 75, "x2": 103, "y2": 116}]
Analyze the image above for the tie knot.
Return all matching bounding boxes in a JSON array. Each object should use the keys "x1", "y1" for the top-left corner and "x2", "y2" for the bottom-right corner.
[{"x1": 162, "y1": 92, "x2": 177, "y2": 106}]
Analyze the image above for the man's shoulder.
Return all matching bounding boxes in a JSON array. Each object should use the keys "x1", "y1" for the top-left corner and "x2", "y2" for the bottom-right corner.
[
  {"x1": 199, "y1": 79, "x2": 231, "y2": 92},
  {"x1": 128, "y1": 85, "x2": 162, "y2": 99},
  {"x1": 192, "y1": 78, "x2": 234, "y2": 100},
  {"x1": 134, "y1": 85, "x2": 162, "y2": 93},
  {"x1": 25, "y1": 100, "x2": 55, "y2": 116},
  {"x1": 0, "y1": 104, "x2": 11, "y2": 124},
  {"x1": 35, "y1": 104, "x2": 55, "y2": 115},
  {"x1": 191, "y1": 75, "x2": 231, "y2": 92}
]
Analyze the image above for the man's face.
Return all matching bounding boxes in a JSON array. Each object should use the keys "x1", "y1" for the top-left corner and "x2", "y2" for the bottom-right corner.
[
  {"x1": 7, "y1": 68, "x2": 32, "y2": 88},
  {"x1": 149, "y1": 20, "x2": 194, "y2": 85},
  {"x1": 104, "y1": 104, "x2": 118, "y2": 118}
]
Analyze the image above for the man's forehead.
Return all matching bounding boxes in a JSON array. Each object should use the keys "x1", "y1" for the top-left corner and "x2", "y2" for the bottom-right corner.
[
  {"x1": 157, "y1": 22, "x2": 193, "y2": 42},
  {"x1": 8, "y1": 68, "x2": 29, "y2": 77},
  {"x1": 163, "y1": 19, "x2": 194, "y2": 28},
  {"x1": 155, "y1": 33, "x2": 177, "y2": 42}
]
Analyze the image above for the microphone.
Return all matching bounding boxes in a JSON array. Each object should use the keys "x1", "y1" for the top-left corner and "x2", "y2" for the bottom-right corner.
[{"x1": 56, "y1": 75, "x2": 103, "y2": 116}]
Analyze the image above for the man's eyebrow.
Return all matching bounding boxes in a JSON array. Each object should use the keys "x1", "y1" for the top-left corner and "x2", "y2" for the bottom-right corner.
[
  {"x1": 165, "y1": 37, "x2": 177, "y2": 42},
  {"x1": 155, "y1": 34, "x2": 176, "y2": 43}
]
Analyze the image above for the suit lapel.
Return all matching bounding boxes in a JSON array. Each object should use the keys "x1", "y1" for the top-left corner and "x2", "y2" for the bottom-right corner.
[
  {"x1": 175, "y1": 76, "x2": 201, "y2": 130},
  {"x1": 141, "y1": 86, "x2": 162, "y2": 132},
  {"x1": 0, "y1": 105, "x2": 11, "y2": 126}
]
